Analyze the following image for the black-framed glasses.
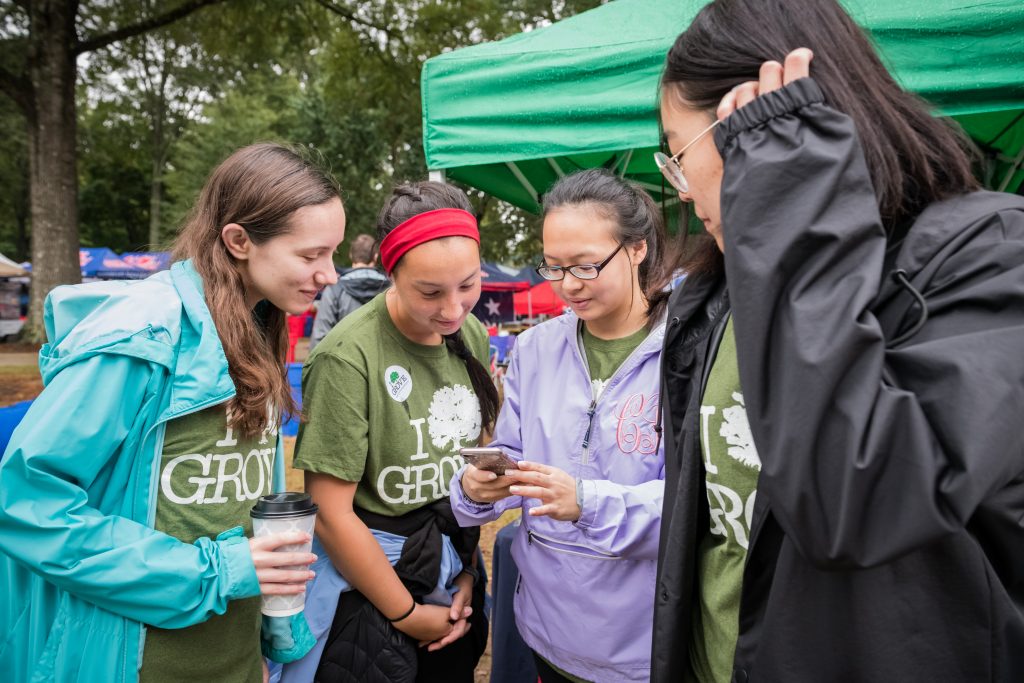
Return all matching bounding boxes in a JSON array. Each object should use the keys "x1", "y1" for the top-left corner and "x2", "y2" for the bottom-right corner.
[
  {"x1": 535, "y1": 242, "x2": 624, "y2": 281},
  {"x1": 653, "y1": 119, "x2": 721, "y2": 194}
]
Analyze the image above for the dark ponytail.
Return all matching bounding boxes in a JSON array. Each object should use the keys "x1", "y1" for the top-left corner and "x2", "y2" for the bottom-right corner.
[
  {"x1": 443, "y1": 330, "x2": 499, "y2": 432},
  {"x1": 542, "y1": 169, "x2": 674, "y2": 328},
  {"x1": 377, "y1": 181, "x2": 500, "y2": 433}
]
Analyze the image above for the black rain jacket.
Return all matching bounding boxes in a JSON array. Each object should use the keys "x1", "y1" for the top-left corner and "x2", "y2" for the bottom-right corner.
[
  {"x1": 315, "y1": 501, "x2": 487, "y2": 682},
  {"x1": 653, "y1": 78, "x2": 1024, "y2": 683}
]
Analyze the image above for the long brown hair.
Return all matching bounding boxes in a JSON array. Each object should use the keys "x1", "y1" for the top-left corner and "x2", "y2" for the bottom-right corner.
[
  {"x1": 376, "y1": 181, "x2": 500, "y2": 433},
  {"x1": 173, "y1": 143, "x2": 341, "y2": 436},
  {"x1": 661, "y1": 0, "x2": 980, "y2": 273}
]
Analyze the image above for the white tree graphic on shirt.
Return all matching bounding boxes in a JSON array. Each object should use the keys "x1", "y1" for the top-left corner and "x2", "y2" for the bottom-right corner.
[
  {"x1": 428, "y1": 384, "x2": 482, "y2": 450},
  {"x1": 720, "y1": 391, "x2": 762, "y2": 470}
]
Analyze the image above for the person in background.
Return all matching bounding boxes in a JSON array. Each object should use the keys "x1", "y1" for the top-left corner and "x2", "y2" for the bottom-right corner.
[
  {"x1": 0, "y1": 143, "x2": 340, "y2": 682},
  {"x1": 18, "y1": 282, "x2": 28, "y2": 318},
  {"x1": 455, "y1": 169, "x2": 671, "y2": 683},
  {"x1": 309, "y1": 233, "x2": 389, "y2": 350},
  {"x1": 653, "y1": 0, "x2": 1024, "y2": 681}
]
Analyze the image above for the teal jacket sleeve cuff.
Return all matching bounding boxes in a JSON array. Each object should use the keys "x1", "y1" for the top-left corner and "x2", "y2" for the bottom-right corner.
[
  {"x1": 261, "y1": 613, "x2": 316, "y2": 663},
  {"x1": 216, "y1": 528, "x2": 260, "y2": 600}
]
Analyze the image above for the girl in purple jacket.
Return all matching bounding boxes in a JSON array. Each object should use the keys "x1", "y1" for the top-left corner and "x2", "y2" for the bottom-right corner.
[{"x1": 452, "y1": 169, "x2": 673, "y2": 683}]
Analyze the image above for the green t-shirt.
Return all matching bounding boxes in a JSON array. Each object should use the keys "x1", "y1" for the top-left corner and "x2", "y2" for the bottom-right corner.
[
  {"x1": 689, "y1": 317, "x2": 761, "y2": 683},
  {"x1": 294, "y1": 292, "x2": 491, "y2": 516},
  {"x1": 581, "y1": 324, "x2": 649, "y2": 395},
  {"x1": 140, "y1": 404, "x2": 277, "y2": 683}
]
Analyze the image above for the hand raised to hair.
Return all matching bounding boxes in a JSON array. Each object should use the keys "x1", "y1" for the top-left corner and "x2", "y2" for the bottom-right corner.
[{"x1": 717, "y1": 48, "x2": 813, "y2": 121}]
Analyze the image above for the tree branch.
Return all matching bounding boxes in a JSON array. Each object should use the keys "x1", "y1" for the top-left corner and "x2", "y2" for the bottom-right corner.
[
  {"x1": 75, "y1": 0, "x2": 226, "y2": 55},
  {"x1": 313, "y1": 0, "x2": 395, "y2": 39}
]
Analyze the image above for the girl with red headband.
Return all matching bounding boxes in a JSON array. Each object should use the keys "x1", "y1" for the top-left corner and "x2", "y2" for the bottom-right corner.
[{"x1": 289, "y1": 182, "x2": 496, "y2": 683}]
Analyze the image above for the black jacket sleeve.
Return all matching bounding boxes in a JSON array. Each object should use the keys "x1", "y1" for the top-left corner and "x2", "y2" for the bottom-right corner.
[{"x1": 718, "y1": 78, "x2": 1024, "y2": 569}]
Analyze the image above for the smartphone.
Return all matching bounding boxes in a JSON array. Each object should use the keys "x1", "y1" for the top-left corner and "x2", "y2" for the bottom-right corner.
[{"x1": 459, "y1": 447, "x2": 519, "y2": 475}]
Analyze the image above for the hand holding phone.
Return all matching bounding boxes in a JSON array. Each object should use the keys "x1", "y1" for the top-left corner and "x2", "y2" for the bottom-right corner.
[{"x1": 459, "y1": 447, "x2": 519, "y2": 475}]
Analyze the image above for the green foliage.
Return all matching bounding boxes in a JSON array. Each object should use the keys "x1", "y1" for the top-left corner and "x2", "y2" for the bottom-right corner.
[
  {"x1": 78, "y1": 1, "x2": 312, "y2": 248},
  {"x1": 1, "y1": 0, "x2": 609, "y2": 265},
  {"x1": 162, "y1": 70, "x2": 306, "y2": 233},
  {"x1": 77, "y1": 98, "x2": 152, "y2": 250},
  {"x1": 0, "y1": 94, "x2": 28, "y2": 261}
]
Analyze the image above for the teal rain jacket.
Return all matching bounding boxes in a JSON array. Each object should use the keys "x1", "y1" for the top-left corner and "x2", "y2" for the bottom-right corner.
[{"x1": 0, "y1": 260, "x2": 284, "y2": 682}]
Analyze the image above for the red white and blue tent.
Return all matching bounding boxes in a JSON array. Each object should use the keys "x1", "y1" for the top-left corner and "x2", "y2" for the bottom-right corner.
[{"x1": 79, "y1": 248, "x2": 148, "y2": 279}]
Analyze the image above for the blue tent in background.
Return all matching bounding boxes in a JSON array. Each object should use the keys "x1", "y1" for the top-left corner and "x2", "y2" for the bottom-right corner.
[
  {"x1": 79, "y1": 248, "x2": 148, "y2": 279},
  {"x1": 481, "y1": 262, "x2": 531, "y2": 292},
  {"x1": 474, "y1": 290, "x2": 516, "y2": 325},
  {"x1": 515, "y1": 265, "x2": 545, "y2": 287},
  {"x1": 121, "y1": 251, "x2": 171, "y2": 274},
  {"x1": 477, "y1": 262, "x2": 529, "y2": 325}
]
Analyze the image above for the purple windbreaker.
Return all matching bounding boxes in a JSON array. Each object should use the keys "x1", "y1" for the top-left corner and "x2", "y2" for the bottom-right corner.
[{"x1": 450, "y1": 312, "x2": 666, "y2": 683}]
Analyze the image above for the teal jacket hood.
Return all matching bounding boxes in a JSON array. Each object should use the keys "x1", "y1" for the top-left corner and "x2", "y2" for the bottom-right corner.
[
  {"x1": 40, "y1": 260, "x2": 236, "y2": 415},
  {"x1": 0, "y1": 260, "x2": 276, "y2": 682}
]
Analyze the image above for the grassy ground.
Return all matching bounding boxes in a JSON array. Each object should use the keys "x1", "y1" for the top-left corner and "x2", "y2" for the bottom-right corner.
[
  {"x1": 0, "y1": 364, "x2": 43, "y2": 407},
  {"x1": 0, "y1": 341, "x2": 43, "y2": 407}
]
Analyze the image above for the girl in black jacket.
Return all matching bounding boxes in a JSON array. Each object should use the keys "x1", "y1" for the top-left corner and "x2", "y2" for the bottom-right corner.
[{"x1": 652, "y1": 1, "x2": 1024, "y2": 681}]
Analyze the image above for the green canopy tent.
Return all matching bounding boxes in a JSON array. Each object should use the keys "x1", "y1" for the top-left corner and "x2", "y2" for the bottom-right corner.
[{"x1": 421, "y1": 0, "x2": 1024, "y2": 213}]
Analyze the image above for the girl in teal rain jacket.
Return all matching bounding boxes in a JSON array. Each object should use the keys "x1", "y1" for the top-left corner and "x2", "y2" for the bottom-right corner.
[{"x1": 0, "y1": 143, "x2": 345, "y2": 682}]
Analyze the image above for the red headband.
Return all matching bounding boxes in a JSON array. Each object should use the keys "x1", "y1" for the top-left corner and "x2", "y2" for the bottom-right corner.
[{"x1": 379, "y1": 208, "x2": 480, "y2": 275}]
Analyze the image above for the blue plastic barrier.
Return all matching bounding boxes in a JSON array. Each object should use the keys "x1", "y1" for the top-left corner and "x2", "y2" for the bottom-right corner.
[
  {"x1": 489, "y1": 335, "x2": 515, "y2": 365},
  {"x1": 0, "y1": 400, "x2": 33, "y2": 460},
  {"x1": 281, "y1": 362, "x2": 303, "y2": 436}
]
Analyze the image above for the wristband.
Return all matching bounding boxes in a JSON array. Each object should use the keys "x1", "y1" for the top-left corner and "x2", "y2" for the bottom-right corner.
[{"x1": 389, "y1": 598, "x2": 417, "y2": 623}]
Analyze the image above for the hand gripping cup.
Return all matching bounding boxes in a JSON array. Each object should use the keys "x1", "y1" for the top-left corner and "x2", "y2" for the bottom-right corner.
[{"x1": 250, "y1": 492, "x2": 318, "y2": 617}]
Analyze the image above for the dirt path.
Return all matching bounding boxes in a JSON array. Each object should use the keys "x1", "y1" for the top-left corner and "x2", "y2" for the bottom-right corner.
[
  {"x1": 0, "y1": 343, "x2": 41, "y2": 406},
  {"x1": 0, "y1": 352, "x2": 37, "y2": 366}
]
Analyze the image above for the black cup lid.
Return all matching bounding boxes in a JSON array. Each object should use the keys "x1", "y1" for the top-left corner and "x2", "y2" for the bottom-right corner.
[{"x1": 250, "y1": 492, "x2": 318, "y2": 519}]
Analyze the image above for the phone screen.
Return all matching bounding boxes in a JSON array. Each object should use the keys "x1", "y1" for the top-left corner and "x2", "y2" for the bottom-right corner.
[{"x1": 459, "y1": 447, "x2": 518, "y2": 474}]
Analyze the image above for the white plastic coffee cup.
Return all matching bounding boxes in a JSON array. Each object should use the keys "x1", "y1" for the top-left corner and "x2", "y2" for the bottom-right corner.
[{"x1": 250, "y1": 492, "x2": 318, "y2": 617}]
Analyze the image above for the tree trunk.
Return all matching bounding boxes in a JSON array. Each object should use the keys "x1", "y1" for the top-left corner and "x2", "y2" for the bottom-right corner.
[
  {"x1": 13, "y1": 132, "x2": 30, "y2": 262},
  {"x1": 24, "y1": 0, "x2": 81, "y2": 342},
  {"x1": 14, "y1": 190, "x2": 29, "y2": 263},
  {"x1": 148, "y1": 155, "x2": 163, "y2": 249},
  {"x1": 148, "y1": 34, "x2": 168, "y2": 251}
]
